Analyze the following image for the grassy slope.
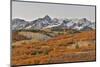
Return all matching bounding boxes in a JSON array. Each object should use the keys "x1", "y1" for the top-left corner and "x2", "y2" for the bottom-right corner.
[{"x1": 12, "y1": 30, "x2": 96, "y2": 65}]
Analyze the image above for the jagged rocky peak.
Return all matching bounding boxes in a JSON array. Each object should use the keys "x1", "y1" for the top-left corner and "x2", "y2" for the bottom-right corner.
[
  {"x1": 12, "y1": 16, "x2": 95, "y2": 31},
  {"x1": 52, "y1": 18, "x2": 59, "y2": 22},
  {"x1": 12, "y1": 18, "x2": 27, "y2": 25},
  {"x1": 43, "y1": 15, "x2": 52, "y2": 21},
  {"x1": 78, "y1": 18, "x2": 89, "y2": 23},
  {"x1": 12, "y1": 18, "x2": 25, "y2": 22}
]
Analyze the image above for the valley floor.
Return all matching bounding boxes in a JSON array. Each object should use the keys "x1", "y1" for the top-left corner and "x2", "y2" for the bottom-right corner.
[{"x1": 11, "y1": 30, "x2": 96, "y2": 66}]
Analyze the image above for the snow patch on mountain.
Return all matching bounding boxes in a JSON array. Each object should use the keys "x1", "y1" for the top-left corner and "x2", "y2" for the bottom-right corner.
[{"x1": 12, "y1": 15, "x2": 95, "y2": 31}]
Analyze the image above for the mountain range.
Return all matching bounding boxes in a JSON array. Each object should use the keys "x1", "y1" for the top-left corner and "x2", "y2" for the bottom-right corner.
[{"x1": 12, "y1": 15, "x2": 95, "y2": 31}]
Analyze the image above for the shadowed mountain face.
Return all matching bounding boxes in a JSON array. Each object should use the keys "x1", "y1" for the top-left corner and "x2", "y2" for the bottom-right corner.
[
  {"x1": 12, "y1": 18, "x2": 29, "y2": 30},
  {"x1": 12, "y1": 15, "x2": 95, "y2": 31}
]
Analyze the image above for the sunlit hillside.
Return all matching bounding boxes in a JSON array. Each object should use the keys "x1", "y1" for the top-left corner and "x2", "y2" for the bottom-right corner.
[{"x1": 12, "y1": 30, "x2": 96, "y2": 65}]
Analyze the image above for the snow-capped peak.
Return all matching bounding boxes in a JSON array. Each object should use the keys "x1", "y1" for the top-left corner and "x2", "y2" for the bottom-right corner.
[{"x1": 12, "y1": 16, "x2": 95, "y2": 31}]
